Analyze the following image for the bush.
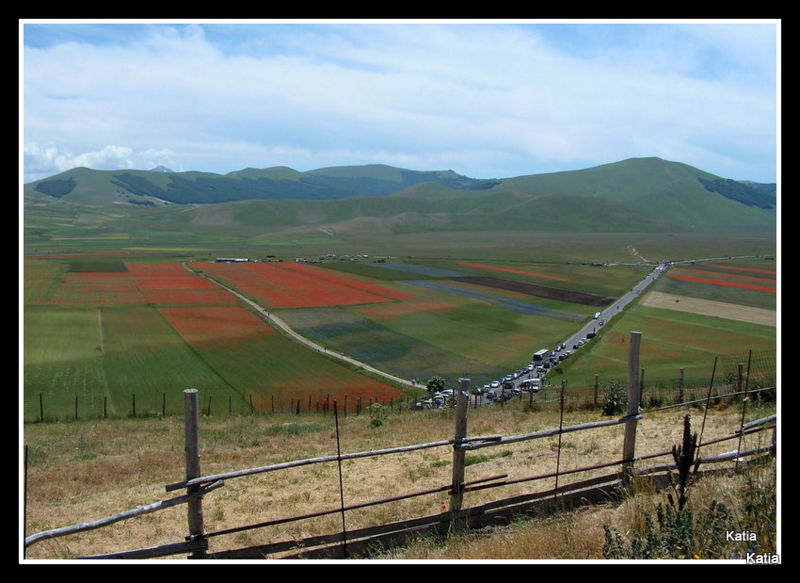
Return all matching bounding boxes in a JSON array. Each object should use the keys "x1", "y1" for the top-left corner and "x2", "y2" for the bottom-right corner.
[
  {"x1": 426, "y1": 376, "x2": 446, "y2": 396},
  {"x1": 601, "y1": 380, "x2": 627, "y2": 416}
]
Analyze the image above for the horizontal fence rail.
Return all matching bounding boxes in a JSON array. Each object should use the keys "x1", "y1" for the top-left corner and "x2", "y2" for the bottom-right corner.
[{"x1": 23, "y1": 334, "x2": 778, "y2": 560}]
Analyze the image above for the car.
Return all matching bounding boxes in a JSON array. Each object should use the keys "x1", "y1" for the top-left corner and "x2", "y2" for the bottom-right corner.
[{"x1": 490, "y1": 380, "x2": 500, "y2": 388}]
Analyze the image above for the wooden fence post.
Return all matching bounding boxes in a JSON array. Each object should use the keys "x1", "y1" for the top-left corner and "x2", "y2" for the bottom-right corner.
[
  {"x1": 184, "y1": 389, "x2": 206, "y2": 558},
  {"x1": 449, "y1": 378, "x2": 470, "y2": 533},
  {"x1": 622, "y1": 332, "x2": 642, "y2": 486}
]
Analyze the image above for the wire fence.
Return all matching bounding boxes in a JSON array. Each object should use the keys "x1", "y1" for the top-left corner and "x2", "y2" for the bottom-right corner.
[{"x1": 24, "y1": 349, "x2": 777, "y2": 423}]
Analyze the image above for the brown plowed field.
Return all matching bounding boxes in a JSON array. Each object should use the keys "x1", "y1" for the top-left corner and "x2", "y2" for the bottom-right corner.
[
  {"x1": 640, "y1": 291, "x2": 776, "y2": 327},
  {"x1": 448, "y1": 276, "x2": 614, "y2": 306}
]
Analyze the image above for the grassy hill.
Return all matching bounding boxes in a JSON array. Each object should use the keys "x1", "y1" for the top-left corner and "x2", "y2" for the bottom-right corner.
[
  {"x1": 25, "y1": 164, "x2": 499, "y2": 206},
  {"x1": 23, "y1": 157, "x2": 776, "y2": 251}
]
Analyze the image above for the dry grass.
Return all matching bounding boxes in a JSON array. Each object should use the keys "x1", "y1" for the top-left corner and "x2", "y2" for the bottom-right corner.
[{"x1": 22, "y1": 397, "x2": 776, "y2": 562}]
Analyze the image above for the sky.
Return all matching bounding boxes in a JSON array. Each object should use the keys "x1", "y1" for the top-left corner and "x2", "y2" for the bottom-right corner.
[{"x1": 20, "y1": 19, "x2": 780, "y2": 185}]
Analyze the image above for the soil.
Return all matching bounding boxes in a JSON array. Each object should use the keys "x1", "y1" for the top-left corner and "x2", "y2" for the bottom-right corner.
[
  {"x1": 449, "y1": 276, "x2": 615, "y2": 307},
  {"x1": 640, "y1": 291, "x2": 776, "y2": 327}
]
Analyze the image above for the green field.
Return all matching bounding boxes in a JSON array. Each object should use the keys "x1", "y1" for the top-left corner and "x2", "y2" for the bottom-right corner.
[
  {"x1": 22, "y1": 227, "x2": 777, "y2": 421},
  {"x1": 553, "y1": 304, "x2": 776, "y2": 391},
  {"x1": 21, "y1": 260, "x2": 408, "y2": 422},
  {"x1": 23, "y1": 306, "x2": 238, "y2": 420},
  {"x1": 549, "y1": 257, "x2": 777, "y2": 393}
]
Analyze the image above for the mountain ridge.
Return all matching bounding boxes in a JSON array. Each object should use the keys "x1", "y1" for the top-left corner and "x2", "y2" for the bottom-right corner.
[{"x1": 23, "y1": 157, "x2": 776, "y2": 236}]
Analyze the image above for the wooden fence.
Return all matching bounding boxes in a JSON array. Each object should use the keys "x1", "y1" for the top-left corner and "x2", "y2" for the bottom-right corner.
[{"x1": 23, "y1": 332, "x2": 777, "y2": 560}]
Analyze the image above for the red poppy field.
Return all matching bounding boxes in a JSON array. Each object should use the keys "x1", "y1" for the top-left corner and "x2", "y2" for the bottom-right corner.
[
  {"x1": 158, "y1": 304, "x2": 402, "y2": 411},
  {"x1": 667, "y1": 263, "x2": 776, "y2": 293},
  {"x1": 23, "y1": 257, "x2": 405, "y2": 420},
  {"x1": 192, "y1": 261, "x2": 416, "y2": 308}
]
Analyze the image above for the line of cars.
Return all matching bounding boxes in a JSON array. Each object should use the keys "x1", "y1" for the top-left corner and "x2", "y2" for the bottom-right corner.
[
  {"x1": 478, "y1": 335, "x2": 598, "y2": 404},
  {"x1": 413, "y1": 333, "x2": 598, "y2": 409}
]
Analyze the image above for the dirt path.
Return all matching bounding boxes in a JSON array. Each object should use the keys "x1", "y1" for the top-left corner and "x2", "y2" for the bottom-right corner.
[
  {"x1": 627, "y1": 245, "x2": 649, "y2": 263},
  {"x1": 183, "y1": 263, "x2": 422, "y2": 391},
  {"x1": 640, "y1": 291, "x2": 776, "y2": 327}
]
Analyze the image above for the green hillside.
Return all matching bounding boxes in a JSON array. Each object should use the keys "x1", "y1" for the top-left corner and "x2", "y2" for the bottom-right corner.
[
  {"x1": 23, "y1": 157, "x2": 776, "y2": 247},
  {"x1": 486, "y1": 157, "x2": 775, "y2": 229},
  {"x1": 25, "y1": 164, "x2": 498, "y2": 206}
]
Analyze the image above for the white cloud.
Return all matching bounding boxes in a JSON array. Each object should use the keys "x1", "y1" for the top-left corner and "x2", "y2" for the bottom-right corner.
[
  {"x1": 21, "y1": 21, "x2": 778, "y2": 183},
  {"x1": 24, "y1": 143, "x2": 176, "y2": 181}
]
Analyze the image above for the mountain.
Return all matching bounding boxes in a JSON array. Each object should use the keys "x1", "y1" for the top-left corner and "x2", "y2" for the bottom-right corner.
[
  {"x1": 23, "y1": 157, "x2": 776, "y2": 236},
  {"x1": 25, "y1": 164, "x2": 499, "y2": 206}
]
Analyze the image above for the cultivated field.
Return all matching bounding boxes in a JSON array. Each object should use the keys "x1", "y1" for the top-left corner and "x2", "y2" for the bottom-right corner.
[
  {"x1": 23, "y1": 257, "x2": 405, "y2": 422},
  {"x1": 554, "y1": 258, "x2": 777, "y2": 391},
  {"x1": 21, "y1": 231, "x2": 778, "y2": 561},
  {"x1": 23, "y1": 248, "x2": 776, "y2": 421},
  {"x1": 640, "y1": 291, "x2": 776, "y2": 327}
]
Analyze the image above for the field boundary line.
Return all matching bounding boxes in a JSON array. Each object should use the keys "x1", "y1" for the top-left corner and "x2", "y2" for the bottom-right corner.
[{"x1": 181, "y1": 263, "x2": 422, "y2": 391}]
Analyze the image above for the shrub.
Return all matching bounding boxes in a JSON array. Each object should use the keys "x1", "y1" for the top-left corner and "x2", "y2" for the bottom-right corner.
[
  {"x1": 426, "y1": 376, "x2": 446, "y2": 396},
  {"x1": 601, "y1": 380, "x2": 627, "y2": 416}
]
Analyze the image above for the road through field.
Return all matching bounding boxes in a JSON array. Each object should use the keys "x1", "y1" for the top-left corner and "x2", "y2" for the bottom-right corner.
[{"x1": 183, "y1": 263, "x2": 423, "y2": 391}]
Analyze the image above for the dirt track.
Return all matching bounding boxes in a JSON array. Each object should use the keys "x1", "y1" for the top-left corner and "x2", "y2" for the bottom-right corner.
[{"x1": 640, "y1": 291, "x2": 776, "y2": 327}]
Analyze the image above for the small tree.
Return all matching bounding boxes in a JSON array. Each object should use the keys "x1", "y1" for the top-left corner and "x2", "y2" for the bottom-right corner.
[{"x1": 426, "y1": 375, "x2": 446, "y2": 397}]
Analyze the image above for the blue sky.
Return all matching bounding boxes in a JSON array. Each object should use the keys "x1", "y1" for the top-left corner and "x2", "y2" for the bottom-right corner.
[{"x1": 21, "y1": 20, "x2": 779, "y2": 184}]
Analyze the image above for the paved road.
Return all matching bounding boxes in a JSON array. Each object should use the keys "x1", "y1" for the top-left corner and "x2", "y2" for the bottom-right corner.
[
  {"x1": 475, "y1": 262, "x2": 669, "y2": 406},
  {"x1": 185, "y1": 260, "x2": 672, "y2": 407}
]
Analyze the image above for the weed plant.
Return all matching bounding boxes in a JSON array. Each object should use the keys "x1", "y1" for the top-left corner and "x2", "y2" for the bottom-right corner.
[
  {"x1": 601, "y1": 380, "x2": 627, "y2": 416},
  {"x1": 601, "y1": 414, "x2": 777, "y2": 560}
]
